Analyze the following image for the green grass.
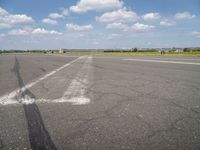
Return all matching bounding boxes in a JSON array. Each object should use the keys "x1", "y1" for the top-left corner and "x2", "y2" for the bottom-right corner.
[{"x1": 63, "y1": 51, "x2": 200, "y2": 57}]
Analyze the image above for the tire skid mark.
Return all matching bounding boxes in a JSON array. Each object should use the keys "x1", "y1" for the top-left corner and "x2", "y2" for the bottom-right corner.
[{"x1": 12, "y1": 56, "x2": 57, "y2": 150}]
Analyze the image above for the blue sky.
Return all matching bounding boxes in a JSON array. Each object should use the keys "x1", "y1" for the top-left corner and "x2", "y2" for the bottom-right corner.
[{"x1": 0, "y1": 0, "x2": 200, "y2": 49}]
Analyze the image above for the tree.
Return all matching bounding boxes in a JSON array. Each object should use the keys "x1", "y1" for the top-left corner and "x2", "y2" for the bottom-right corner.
[
  {"x1": 183, "y1": 48, "x2": 190, "y2": 52},
  {"x1": 133, "y1": 48, "x2": 138, "y2": 52}
]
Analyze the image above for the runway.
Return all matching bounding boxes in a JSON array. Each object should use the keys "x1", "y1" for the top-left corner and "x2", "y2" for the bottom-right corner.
[{"x1": 0, "y1": 54, "x2": 200, "y2": 150}]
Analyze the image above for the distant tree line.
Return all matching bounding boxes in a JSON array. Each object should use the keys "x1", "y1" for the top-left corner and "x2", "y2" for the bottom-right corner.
[
  {"x1": 183, "y1": 48, "x2": 200, "y2": 52},
  {"x1": 0, "y1": 48, "x2": 200, "y2": 54}
]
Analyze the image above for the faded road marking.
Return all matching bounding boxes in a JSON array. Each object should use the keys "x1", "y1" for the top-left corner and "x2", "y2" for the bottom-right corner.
[
  {"x1": 36, "y1": 55, "x2": 92, "y2": 105},
  {"x1": 0, "y1": 56, "x2": 83, "y2": 105},
  {"x1": 57, "y1": 55, "x2": 92, "y2": 105},
  {"x1": 0, "y1": 56, "x2": 92, "y2": 105},
  {"x1": 124, "y1": 59, "x2": 200, "y2": 66}
]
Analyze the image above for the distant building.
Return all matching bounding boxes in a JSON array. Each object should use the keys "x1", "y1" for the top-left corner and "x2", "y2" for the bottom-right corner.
[
  {"x1": 59, "y1": 49, "x2": 64, "y2": 53},
  {"x1": 174, "y1": 48, "x2": 183, "y2": 52}
]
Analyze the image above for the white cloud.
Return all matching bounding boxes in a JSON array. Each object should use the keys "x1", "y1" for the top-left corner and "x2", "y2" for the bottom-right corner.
[
  {"x1": 8, "y1": 29, "x2": 30, "y2": 35},
  {"x1": 106, "y1": 22, "x2": 155, "y2": 32},
  {"x1": 70, "y1": 0, "x2": 123, "y2": 13},
  {"x1": 66, "y1": 23, "x2": 93, "y2": 31},
  {"x1": 48, "y1": 8, "x2": 68, "y2": 20},
  {"x1": 131, "y1": 23, "x2": 155, "y2": 31},
  {"x1": 4, "y1": 14, "x2": 34, "y2": 24},
  {"x1": 0, "y1": 8, "x2": 8, "y2": 16},
  {"x1": 0, "y1": 33, "x2": 6, "y2": 37},
  {"x1": 0, "y1": 7, "x2": 34, "y2": 29},
  {"x1": 49, "y1": 13, "x2": 64, "y2": 19},
  {"x1": 32, "y1": 28, "x2": 62, "y2": 35},
  {"x1": 97, "y1": 8, "x2": 138, "y2": 22},
  {"x1": 8, "y1": 28, "x2": 62, "y2": 36},
  {"x1": 42, "y1": 18, "x2": 58, "y2": 25},
  {"x1": 160, "y1": 19, "x2": 176, "y2": 26},
  {"x1": 175, "y1": 12, "x2": 196, "y2": 20},
  {"x1": 191, "y1": 31, "x2": 200, "y2": 38},
  {"x1": 0, "y1": 23, "x2": 11, "y2": 29},
  {"x1": 106, "y1": 33, "x2": 121, "y2": 40},
  {"x1": 142, "y1": 12, "x2": 161, "y2": 20},
  {"x1": 62, "y1": 9, "x2": 69, "y2": 16},
  {"x1": 106, "y1": 22, "x2": 128, "y2": 31}
]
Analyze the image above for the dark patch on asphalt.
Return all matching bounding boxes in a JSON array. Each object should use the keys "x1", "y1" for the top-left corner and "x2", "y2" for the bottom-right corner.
[
  {"x1": 12, "y1": 56, "x2": 57, "y2": 150},
  {"x1": 52, "y1": 64, "x2": 59, "y2": 67},
  {"x1": 40, "y1": 68, "x2": 46, "y2": 72},
  {"x1": 0, "y1": 139, "x2": 3, "y2": 149}
]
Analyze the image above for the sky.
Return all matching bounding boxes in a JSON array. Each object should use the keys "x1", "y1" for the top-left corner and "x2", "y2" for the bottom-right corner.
[{"x1": 0, "y1": 0, "x2": 200, "y2": 49}]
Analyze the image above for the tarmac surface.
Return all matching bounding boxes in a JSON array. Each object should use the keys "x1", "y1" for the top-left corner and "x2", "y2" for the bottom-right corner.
[{"x1": 0, "y1": 54, "x2": 200, "y2": 150}]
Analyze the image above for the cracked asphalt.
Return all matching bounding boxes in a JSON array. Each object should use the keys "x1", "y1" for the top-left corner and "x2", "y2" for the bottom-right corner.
[{"x1": 0, "y1": 54, "x2": 200, "y2": 150}]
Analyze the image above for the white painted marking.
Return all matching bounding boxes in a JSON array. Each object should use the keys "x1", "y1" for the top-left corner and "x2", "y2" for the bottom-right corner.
[
  {"x1": 0, "y1": 56, "x2": 83, "y2": 105},
  {"x1": 0, "y1": 55, "x2": 92, "y2": 105},
  {"x1": 124, "y1": 59, "x2": 200, "y2": 65},
  {"x1": 55, "y1": 55, "x2": 92, "y2": 105},
  {"x1": 46, "y1": 54, "x2": 80, "y2": 58},
  {"x1": 37, "y1": 97, "x2": 90, "y2": 105},
  {"x1": 148, "y1": 58, "x2": 200, "y2": 61}
]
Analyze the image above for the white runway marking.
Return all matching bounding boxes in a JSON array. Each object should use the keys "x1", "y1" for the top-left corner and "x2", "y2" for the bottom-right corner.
[
  {"x1": 0, "y1": 56, "x2": 83, "y2": 105},
  {"x1": 124, "y1": 59, "x2": 200, "y2": 66},
  {"x1": 38, "y1": 55, "x2": 92, "y2": 105},
  {"x1": 57, "y1": 55, "x2": 92, "y2": 104},
  {"x1": 47, "y1": 54, "x2": 79, "y2": 58},
  {"x1": 0, "y1": 55, "x2": 92, "y2": 105},
  {"x1": 147, "y1": 58, "x2": 200, "y2": 61}
]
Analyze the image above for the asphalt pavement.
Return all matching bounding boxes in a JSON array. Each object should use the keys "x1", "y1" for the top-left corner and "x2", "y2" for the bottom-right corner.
[{"x1": 0, "y1": 54, "x2": 200, "y2": 150}]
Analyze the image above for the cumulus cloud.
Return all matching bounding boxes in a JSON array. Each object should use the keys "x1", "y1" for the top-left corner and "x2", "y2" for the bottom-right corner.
[
  {"x1": 0, "y1": 33, "x2": 6, "y2": 37},
  {"x1": 160, "y1": 19, "x2": 176, "y2": 26},
  {"x1": 106, "y1": 22, "x2": 128, "y2": 31},
  {"x1": 49, "y1": 13, "x2": 64, "y2": 19},
  {"x1": 0, "y1": 7, "x2": 34, "y2": 29},
  {"x1": 106, "y1": 22, "x2": 154, "y2": 32},
  {"x1": 70, "y1": 0, "x2": 123, "y2": 13},
  {"x1": 48, "y1": 8, "x2": 68, "y2": 20},
  {"x1": 8, "y1": 29, "x2": 30, "y2": 35},
  {"x1": 0, "y1": 8, "x2": 8, "y2": 16},
  {"x1": 0, "y1": 23, "x2": 11, "y2": 29},
  {"x1": 8, "y1": 28, "x2": 62, "y2": 35},
  {"x1": 131, "y1": 23, "x2": 155, "y2": 31},
  {"x1": 42, "y1": 18, "x2": 58, "y2": 25},
  {"x1": 191, "y1": 31, "x2": 200, "y2": 38},
  {"x1": 175, "y1": 12, "x2": 196, "y2": 20},
  {"x1": 97, "y1": 8, "x2": 138, "y2": 22},
  {"x1": 62, "y1": 8, "x2": 69, "y2": 16},
  {"x1": 66, "y1": 23, "x2": 93, "y2": 31},
  {"x1": 32, "y1": 28, "x2": 62, "y2": 35},
  {"x1": 142, "y1": 12, "x2": 161, "y2": 20}
]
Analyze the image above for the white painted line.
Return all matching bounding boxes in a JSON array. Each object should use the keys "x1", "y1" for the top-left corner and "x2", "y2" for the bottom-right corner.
[
  {"x1": 124, "y1": 59, "x2": 200, "y2": 66},
  {"x1": 37, "y1": 56, "x2": 92, "y2": 105},
  {"x1": 147, "y1": 58, "x2": 200, "y2": 61},
  {"x1": 0, "y1": 55, "x2": 92, "y2": 105},
  {"x1": 0, "y1": 56, "x2": 84, "y2": 105},
  {"x1": 46, "y1": 54, "x2": 80, "y2": 58},
  {"x1": 60, "y1": 55, "x2": 92, "y2": 105}
]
